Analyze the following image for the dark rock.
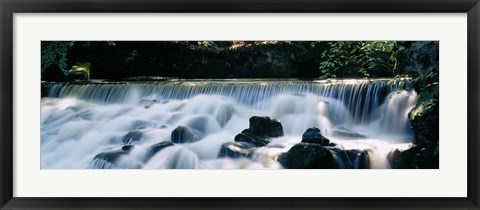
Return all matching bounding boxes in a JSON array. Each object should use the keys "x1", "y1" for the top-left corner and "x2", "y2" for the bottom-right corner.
[
  {"x1": 396, "y1": 41, "x2": 439, "y2": 77},
  {"x1": 41, "y1": 82, "x2": 49, "y2": 97},
  {"x1": 387, "y1": 149, "x2": 410, "y2": 169},
  {"x1": 234, "y1": 130, "x2": 270, "y2": 147},
  {"x1": 150, "y1": 141, "x2": 174, "y2": 152},
  {"x1": 284, "y1": 143, "x2": 335, "y2": 169},
  {"x1": 122, "y1": 131, "x2": 144, "y2": 144},
  {"x1": 277, "y1": 153, "x2": 288, "y2": 168},
  {"x1": 387, "y1": 144, "x2": 439, "y2": 169},
  {"x1": 301, "y1": 127, "x2": 330, "y2": 146},
  {"x1": 121, "y1": 145, "x2": 135, "y2": 151},
  {"x1": 171, "y1": 126, "x2": 199, "y2": 143},
  {"x1": 248, "y1": 116, "x2": 284, "y2": 138},
  {"x1": 92, "y1": 145, "x2": 134, "y2": 168},
  {"x1": 67, "y1": 71, "x2": 89, "y2": 81},
  {"x1": 144, "y1": 141, "x2": 174, "y2": 162},
  {"x1": 326, "y1": 147, "x2": 354, "y2": 169},
  {"x1": 218, "y1": 142, "x2": 256, "y2": 158}
]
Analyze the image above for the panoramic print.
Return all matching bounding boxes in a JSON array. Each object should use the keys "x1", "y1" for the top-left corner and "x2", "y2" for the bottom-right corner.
[{"x1": 40, "y1": 41, "x2": 439, "y2": 169}]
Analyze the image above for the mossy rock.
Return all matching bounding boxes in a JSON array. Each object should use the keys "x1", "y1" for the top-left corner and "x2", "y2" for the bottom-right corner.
[
  {"x1": 408, "y1": 83, "x2": 439, "y2": 145},
  {"x1": 67, "y1": 62, "x2": 91, "y2": 81}
]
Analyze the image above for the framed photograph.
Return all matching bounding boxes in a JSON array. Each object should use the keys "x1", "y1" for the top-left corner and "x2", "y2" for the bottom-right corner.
[{"x1": 1, "y1": 0, "x2": 479, "y2": 209}]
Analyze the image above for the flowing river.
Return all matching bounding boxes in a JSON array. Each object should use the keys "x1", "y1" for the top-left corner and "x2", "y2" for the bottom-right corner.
[{"x1": 41, "y1": 79, "x2": 417, "y2": 169}]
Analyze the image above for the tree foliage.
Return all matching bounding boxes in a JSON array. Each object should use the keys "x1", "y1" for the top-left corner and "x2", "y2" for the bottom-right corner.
[
  {"x1": 313, "y1": 41, "x2": 400, "y2": 79},
  {"x1": 41, "y1": 41, "x2": 74, "y2": 75}
]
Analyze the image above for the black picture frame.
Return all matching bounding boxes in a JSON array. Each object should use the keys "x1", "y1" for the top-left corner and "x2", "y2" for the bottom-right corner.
[{"x1": 1, "y1": 0, "x2": 479, "y2": 209}]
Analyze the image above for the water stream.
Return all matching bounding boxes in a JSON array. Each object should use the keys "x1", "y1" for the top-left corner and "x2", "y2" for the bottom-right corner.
[{"x1": 41, "y1": 79, "x2": 417, "y2": 169}]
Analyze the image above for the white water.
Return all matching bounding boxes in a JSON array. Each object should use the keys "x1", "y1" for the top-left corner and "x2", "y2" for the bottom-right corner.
[{"x1": 41, "y1": 79, "x2": 417, "y2": 169}]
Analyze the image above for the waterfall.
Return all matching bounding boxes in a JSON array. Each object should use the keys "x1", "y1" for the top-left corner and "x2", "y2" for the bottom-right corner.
[
  {"x1": 46, "y1": 79, "x2": 410, "y2": 126},
  {"x1": 41, "y1": 79, "x2": 416, "y2": 169}
]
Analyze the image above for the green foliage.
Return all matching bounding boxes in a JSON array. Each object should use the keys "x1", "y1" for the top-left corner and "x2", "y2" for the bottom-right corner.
[
  {"x1": 316, "y1": 41, "x2": 398, "y2": 79},
  {"x1": 41, "y1": 41, "x2": 74, "y2": 75},
  {"x1": 196, "y1": 41, "x2": 223, "y2": 53}
]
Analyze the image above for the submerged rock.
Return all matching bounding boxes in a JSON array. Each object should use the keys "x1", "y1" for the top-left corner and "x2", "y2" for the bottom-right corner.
[
  {"x1": 330, "y1": 126, "x2": 366, "y2": 139},
  {"x1": 234, "y1": 129, "x2": 270, "y2": 147},
  {"x1": 248, "y1": 116, "x2": 284, "y2": 138},
  {"x1": 130, "y1": 120, "x2": 155, "y2": 130},
  {"x1": 218, "y1": 142, "x2": 256, "y2": 158},
  {"x1": 282, "y1": 143, "x2": 335, "y2": 169},
  {"x1": 139, "y1": 99, "x2": 158, "y2": 109},
  {"x1": 301, "y1": 127, "x2": 330, "y2": 146},
  {"x1": 345, "y1": 149, "x2": 370, "y2": 169},
  {"x1": 216, "y1": 104, "x2": 235, "y2": 127},
  {"x1": 143, "y1": 141, "x2": 175, "y2": 162},
  {"x1": 122, "y1": 131, "x2": 144, "y2": 144}
]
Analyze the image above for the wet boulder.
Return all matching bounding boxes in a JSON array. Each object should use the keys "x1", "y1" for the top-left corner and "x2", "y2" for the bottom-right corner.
[
  {"x1": 301, "y1": 127, "x2": 330, "y2": 146},
  {"x1": 139, "y1": 99, "x2": 158, "y2": 109},
  {"x1": 345, "y1": 149, "x2": 371, "y2": 169},
  {"x1": 218, "y1": 142, "x2": 256, "y2": 158},
  {"x1": 387, "y1": 144, "x2": 438, "y2": 169},
  {"x1": 281, "y1": 143, "x2": 335, "y2": 169},
  {"x1": 234, "y1": 129, "x2": 270, "y2": 147},
  {"x1": 216, "y1": 104, "x2": 235, "y2": 127},
  {"x1": 130, "y1": 120, "x2": 155, "y2": 130},
  {"x1": 387, "y1": 148, "x2": 410, "y2": 169},
  {"x1": 326, "y1": 147, "x2": 354, "y2": 169},
  {"x1": 91, "y1": 145, "x2": 134, "y2": 169},
  {"x1": 277, "y1": 153, "x2": 288, "y2": 168},
  {"x1": 171, "y1": 126, "x2": 201, "y2": 143},
  {"x1": 248, "y1": 116, "x2": 284, "y2": 138},
  {"x1": 122, "y1": 131, "x2": 144, "y2": 144}
]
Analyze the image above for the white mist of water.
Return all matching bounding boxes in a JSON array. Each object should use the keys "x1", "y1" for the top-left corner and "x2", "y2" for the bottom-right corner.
[{"x1": 41, "y1": 79, "x2": 417, "y2": 169}]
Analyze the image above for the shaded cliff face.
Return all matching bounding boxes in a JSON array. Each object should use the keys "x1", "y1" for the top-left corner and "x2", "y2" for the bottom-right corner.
[
  {"x1": 63, "y1": 41, "x2": 311, "y2": 79},
  {"x1": 388, "y1": 41, "x2": 440, "y2": 169}
]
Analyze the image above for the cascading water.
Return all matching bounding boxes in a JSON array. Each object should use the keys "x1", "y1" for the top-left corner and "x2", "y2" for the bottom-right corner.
[{"x1": 41, "y1": 79, "x2": 417, "y2": 169}]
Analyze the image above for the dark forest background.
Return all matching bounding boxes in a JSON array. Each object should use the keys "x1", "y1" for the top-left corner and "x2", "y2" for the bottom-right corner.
[{"x1": 41, "y1": 41, "x2": 438, "y2": 81}]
